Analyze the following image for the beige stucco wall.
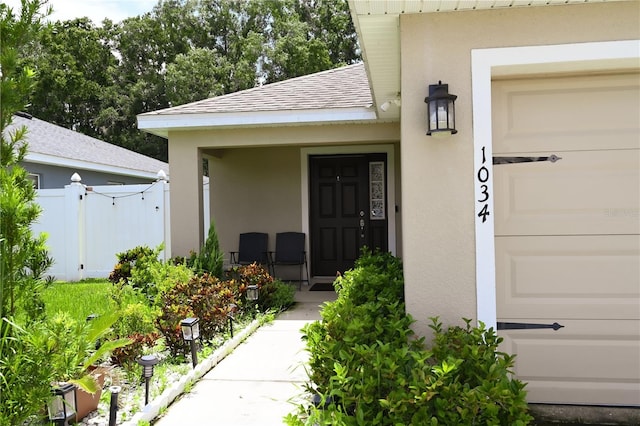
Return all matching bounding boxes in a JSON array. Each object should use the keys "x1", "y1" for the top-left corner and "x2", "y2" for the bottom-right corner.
[
  {"x1": 208, "y1": 146, "x2": 302, "y2": 261},
  {"x1": 400, "y1": 1, "x2": 640, "y2": 337}
]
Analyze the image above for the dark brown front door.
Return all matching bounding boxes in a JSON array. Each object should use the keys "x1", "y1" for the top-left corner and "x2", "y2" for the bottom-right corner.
[{"x1": 309, "y1": 154, "x2": 388, "y2": 276}]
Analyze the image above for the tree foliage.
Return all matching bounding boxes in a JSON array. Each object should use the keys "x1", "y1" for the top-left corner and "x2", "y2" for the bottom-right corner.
[
  {"x1": 0, "y1": 2, "x2": 59, "y2": 423},
  {"x1": 25, "y1": 0, "x2": 360, "y2": 162}
]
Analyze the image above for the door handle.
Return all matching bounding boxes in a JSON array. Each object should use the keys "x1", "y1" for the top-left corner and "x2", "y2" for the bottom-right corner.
[
  {"x1": 359, "y1": 211, "x2": 365, "y2": 238},
  {"x1": 497, "y1": 321, "x2": 564, "y2": 331},
  {"x1": 493, "y1": 154, "x2": 561, "y2": 165}
]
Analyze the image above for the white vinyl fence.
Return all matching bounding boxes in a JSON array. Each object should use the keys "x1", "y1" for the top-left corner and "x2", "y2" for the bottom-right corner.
[{"x1": 32, "y1": 173, "x2": 210, "y2": 281}]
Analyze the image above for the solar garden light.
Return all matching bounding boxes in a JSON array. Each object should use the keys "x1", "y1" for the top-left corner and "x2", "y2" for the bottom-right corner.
[
  {"x1": 108, "y1": 385, "x2": 121, "y2": 426},
  {"x1": 246, "y1": 284, "x2": 259, "y2": 316},
  {"x1": 180, "y1": 317, "x2": 200, "y2": 368},
  {"x1": 246, "y1": 284, "x2": 259, "y2": 302},
  {"x1": 47, "y1": 382, "x2": 77, "y2": 426},
  {"x1": 137, "y1": 354, "x2": 159, "y2": 405},
  {"x1": 227, "y1": 304, "x2": 237, "y2": 338}
]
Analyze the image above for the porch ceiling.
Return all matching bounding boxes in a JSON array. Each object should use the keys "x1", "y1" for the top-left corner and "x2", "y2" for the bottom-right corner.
[{"x1": 349, "y1": 0, "x2": 630, "y2": 122}]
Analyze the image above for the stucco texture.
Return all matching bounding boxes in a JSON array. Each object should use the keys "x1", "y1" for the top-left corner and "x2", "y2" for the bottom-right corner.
[{"x1": 399, "y1": 1, "x2": 640, "y2": 338}]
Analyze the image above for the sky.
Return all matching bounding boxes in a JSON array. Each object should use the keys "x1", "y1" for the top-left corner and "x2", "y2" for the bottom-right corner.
[{"x1": 4, "y1": 0, "x2": 158, "y2": 24}]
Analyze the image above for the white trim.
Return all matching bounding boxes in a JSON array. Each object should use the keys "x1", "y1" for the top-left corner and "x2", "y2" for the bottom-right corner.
[
  {"x1": 138, "y1": 107, "x2": 377, "y2": 133},
  {"x1": 472, "y1": 39, "x2": 640, "y2": 329},
  {"x1": 301, "y1": 144, "x2": 397, "y2": 277},
  {"x1": 24, "y1": 152, "x2": 164, "y2": 180}
]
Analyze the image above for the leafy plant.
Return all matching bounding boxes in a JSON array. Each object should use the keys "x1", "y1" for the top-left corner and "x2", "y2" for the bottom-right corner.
[
  {"x1": 43, "y1": 311, "x2": 132, "y2": 394},
  {"x1": 0, "y1": 318, "x2": 56, "y2": 426},
  {"x1": 287, "y1": 249, "x2": 532, "y2": 425},
  {"x1": 155, "y1": 273, "x2": 239, "y2": 356},
  {"x1": 0, "y1": 2, "x2": 59, "y2": 424},
  {"x1": 110, "y1": 332, "x2": 160, "y2": 369},
  {"x1": 191, "y1": 220, "x2": 224, "y2": 278},
  {"x1": 109, "y1": 244, "x2": 164, "y2": 300},
  {"x1": 258, "y1": 279, "x2": 295, "y2": 312}
]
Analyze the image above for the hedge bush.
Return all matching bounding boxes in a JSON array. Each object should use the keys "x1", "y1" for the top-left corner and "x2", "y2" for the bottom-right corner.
[{"x1": 286, "y1": 249, "x2": 532, "y2": 426}]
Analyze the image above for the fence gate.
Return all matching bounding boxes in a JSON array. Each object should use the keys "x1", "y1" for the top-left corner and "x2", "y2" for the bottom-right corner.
[{"x1": 32, "y1": 175, "x2": 209, "y2": 281}]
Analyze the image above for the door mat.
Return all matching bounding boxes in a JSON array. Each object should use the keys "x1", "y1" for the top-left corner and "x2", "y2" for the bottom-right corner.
[{"x1": 309, "y1": 282, "x2": 335, "y2": 291}]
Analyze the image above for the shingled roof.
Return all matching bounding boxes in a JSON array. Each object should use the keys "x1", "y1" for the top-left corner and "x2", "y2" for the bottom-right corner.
[
  {"x1": 7, "y1": 114, "x2": 168, "y2": 178},
  {"x1": 138, "y1": 63, "x2": 377, "y2": 138},
  {"x1": 152, "y1": 62, "x2": 371, "y2": 115}
]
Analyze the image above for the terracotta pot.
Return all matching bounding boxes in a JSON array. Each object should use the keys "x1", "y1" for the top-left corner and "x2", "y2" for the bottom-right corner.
[{"x1": 75, "y1": 366, "x2": 110, "y2": 421}]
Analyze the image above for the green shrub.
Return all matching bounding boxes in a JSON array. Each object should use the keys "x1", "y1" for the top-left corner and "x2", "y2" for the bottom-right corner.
[
  {"x1": 109, "y1": 248, "x2": 192, "y2": 342},
  {"x1": 109, "y1": 245, "x2": 164, "y2": 301},
  {"x1": 287, "y1": 249, "x2": 532, "y2": 426},
  {"x1": 113, "y1": 301, "x2": 158, "y2": 338},
  {"x1": 0, "y1": 319, "x2": 56, "y2": 426},
  {"x1": 227, "y1": 263, "x2": 295, "y2": 312},
  {"x1": 110, "y1": 332, "x2": 160, "y2": 368},
  {"x1": 191, "y1": 220, "x2": 224, "y2": 278},
  {"x1": 258, "y1": 279, "x2": 295, "y2": 312},
  {"x1": 155, "y1": 273, "x2": 240, "y2": 356},
  {"x1": 147, "y1": 261, "x2": 193, "y2": 305}
]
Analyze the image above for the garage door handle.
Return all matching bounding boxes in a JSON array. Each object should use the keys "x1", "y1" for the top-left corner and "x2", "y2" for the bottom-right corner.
[
  {"x1": 497, "y1": 321, "x2": 565, "y2": 331},
  {"x1": 493, "y1": 154, "x2": 561, "y2": 165}
]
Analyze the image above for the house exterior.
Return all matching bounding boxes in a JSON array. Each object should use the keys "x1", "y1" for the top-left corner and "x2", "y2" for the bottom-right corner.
[
  {"x1": 8, "y1": 113, "x2": 168, "y2": 188},
  {"x1": 138, "y1": 0, "x2": 640, "y2": 408}
]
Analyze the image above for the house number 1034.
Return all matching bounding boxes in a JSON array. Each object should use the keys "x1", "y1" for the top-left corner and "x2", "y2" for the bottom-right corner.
[{"x1": 477, "y1": 146, "x2": 490, "y2": 223}]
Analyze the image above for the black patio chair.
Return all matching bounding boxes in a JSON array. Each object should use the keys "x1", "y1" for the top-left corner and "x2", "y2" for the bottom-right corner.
[
  {"x1": 269, "y1": 232, "x2": 309, "y2": 290},
  {"x1": 230, "y1": 232, "x2": 269, "y2": 267}
]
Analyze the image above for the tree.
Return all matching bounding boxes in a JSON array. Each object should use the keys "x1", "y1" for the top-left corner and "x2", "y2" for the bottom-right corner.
[
  {"x1": 293, "y1": 0, "x2": 360, "y2": 66},
  {"x1": 27, "y1": 18, "x2": 116, "y2": 138},
  {"x1": 24, "y1": 0, "x2": 361, "y2": 163},
  {"x1": 0, "y1": 0, "x2": 52, "y2": 324},
  {"x1": 0, "y1": 2, "x2": 62, "y2": 423}
]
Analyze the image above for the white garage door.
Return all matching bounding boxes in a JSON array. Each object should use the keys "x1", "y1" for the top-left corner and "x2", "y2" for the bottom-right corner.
[{"x1": 493, "y1": 73, "x2": 640, "y2": 405}]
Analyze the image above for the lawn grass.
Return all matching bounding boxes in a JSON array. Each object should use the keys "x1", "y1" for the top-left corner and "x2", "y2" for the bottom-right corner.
[{"x1": 42, "y1": 279, "x2": 116, "y2": 322}]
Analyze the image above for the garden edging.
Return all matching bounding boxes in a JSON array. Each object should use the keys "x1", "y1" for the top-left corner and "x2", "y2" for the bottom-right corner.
[{"x1": 122, "y1": 318, "x2": 262, "y2": 426}]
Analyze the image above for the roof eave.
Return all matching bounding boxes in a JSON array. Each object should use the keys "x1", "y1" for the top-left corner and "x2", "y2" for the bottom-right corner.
[
  {"x1": 24, "y1": 152, "x2": 168, "y2": 180},
  {"x1": 137, "y1": 107, "x2": 379, "y2": 138}
]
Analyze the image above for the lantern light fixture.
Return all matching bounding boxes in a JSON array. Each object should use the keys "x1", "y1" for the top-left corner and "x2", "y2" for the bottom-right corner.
[
  {"x1": 246, "y1": 284, "x2": 259, "y2": 302},
  {"x1": 137, "y1": 354, "x2": 159, "y2": 405},
  {"x1": 180, "y1": 317, "x2": 200, "y2": 341},
  {"x1": 180, "y1": 317, "x2": 200, "y2": 368},
  {"x1": 47, "y1": 382, "x2": 77, "y2": 426},
  {"x1": 424, "y1": 81, "x2": 457, "y2": 137}
]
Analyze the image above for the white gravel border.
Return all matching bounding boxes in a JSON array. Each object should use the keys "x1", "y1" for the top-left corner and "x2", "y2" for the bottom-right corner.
[{"x1": 121, "y1": 318, "x2": 262, "y2": 426}]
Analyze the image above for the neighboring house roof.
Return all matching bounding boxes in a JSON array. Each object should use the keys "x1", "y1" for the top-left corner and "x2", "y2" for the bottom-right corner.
[
  {"x1": 7, "y1": 114, "x2": 168, "y2": 179},
  {"x1": 138, "y1": 63, "x2": 377, "y2": 138}
]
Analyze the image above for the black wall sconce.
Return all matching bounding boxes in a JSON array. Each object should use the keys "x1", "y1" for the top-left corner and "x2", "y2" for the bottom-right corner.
[{"x1": 424, "y1": 81, "x2": 457, "y2": 136}]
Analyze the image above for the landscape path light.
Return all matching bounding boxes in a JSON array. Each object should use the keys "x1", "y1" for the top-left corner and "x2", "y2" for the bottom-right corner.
[
  {"x1": 137, "y1": 354, "x2": 159, "y2": 405},
  {"x1": 246, "y1": 284, "x2": 259, "y2": 316},
  {"x1": 47, "y1": 382, "x2": 77, "y2": 426},
  {"x1": 227, "y1": 304, "x2": 237, "y2": 338},
  {"x1": 108, "y1": 385, "x2": 121, "y2": 426},
  {"x1": 180, "y1": 317, "x2": 200, "y2": 368}
]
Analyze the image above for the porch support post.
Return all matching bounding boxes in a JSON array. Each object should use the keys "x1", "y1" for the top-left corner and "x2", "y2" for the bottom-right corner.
[{"x1": 169, "y1": 142, "x2": 204, "y2": 257}]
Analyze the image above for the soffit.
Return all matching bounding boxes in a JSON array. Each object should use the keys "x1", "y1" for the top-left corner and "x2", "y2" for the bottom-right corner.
[{"x1": 348, "y1": 0, "x2": 630, "y2": 121}]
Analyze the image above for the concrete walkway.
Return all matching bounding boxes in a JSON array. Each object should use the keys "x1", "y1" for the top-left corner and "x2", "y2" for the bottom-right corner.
[{"x1": 153, "y1": 286, "x2": 336, "y2": 426}]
